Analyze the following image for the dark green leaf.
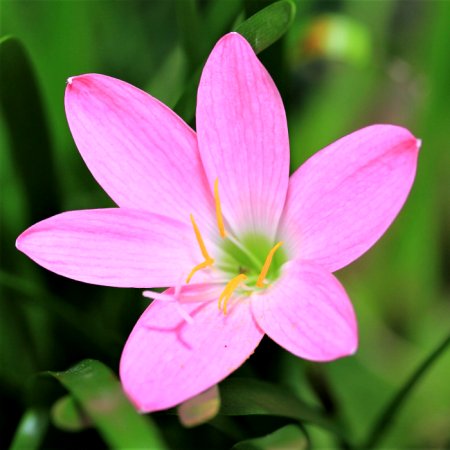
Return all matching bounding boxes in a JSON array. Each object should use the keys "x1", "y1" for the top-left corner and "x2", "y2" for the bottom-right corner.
[
  {"x1": 205, "y1": 0, "x2": 243, "y2": 40},
  {"x1": 219, "y1": 378, "x2": 341, "y2": 436},
  {"x1": 9, "y1": 408, "x2": 49, "y2": 450},
  {"x1": 0, "y1": 36, "x2": 61, "y2": 221},
  {"x1": 45, "y1": 359, "x2": 168, "y2": 449},
  {"x1": 146, "y1": 45, "x2": 187, "y2": 108},
  {"x1": 234, "y1": 0, "x2": 296, "y2": 54},
  {"x1": 176, "y1": 0, "x2": 203, "y2": 70},
  {"x1": 173, "y1": 66, "x2": 202, "y2": 125},
  {"x1": 232, "y1": 424, "x2": 308, "y2": 450},
  {"x1": 174, "y1": 0, "x2": 294, "y2": 124},
  {"x1": 0, "y1": 285, "x2": 37, "y2": 390}
]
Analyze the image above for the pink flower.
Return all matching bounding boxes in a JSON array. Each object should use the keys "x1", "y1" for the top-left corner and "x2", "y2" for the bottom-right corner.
[{"x1": 16, "y1": 33, "x2": 420, "y2": 412}]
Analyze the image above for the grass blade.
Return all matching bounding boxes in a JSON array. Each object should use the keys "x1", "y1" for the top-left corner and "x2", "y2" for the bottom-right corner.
[
  {"x1": 9, "y1": 408, "x2": 49, "y2": 450},
  {"x1": 363, "y1": 332, "x2": 450, "y2": 449}
]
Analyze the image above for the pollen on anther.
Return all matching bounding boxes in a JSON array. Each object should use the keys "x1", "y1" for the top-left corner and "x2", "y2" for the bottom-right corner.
[
  {"x1": 186, "y1": 213, "x2": 215, "y2": 283},
  {"x1": 214, "y1": 178, "x2": 226, "y2": 238},
  {"x1": 219, "y1": 274, "x2": 247, "y2": 315},
  {"x1": 190, "y1": 214, "x2": 213, "y2": 262}
]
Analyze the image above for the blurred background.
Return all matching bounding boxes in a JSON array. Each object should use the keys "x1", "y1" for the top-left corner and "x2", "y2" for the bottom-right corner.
[{"x1": 1, "y1": 0, "x2": 449, "y2": 448}]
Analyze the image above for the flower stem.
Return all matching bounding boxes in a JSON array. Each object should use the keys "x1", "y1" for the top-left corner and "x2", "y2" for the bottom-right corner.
[{"x1": 362, "y1": 331, "x2": 450, "y2": 449}]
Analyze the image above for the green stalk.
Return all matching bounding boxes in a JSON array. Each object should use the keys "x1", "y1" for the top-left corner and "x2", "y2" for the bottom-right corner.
[{"x1": 362, "y1": 331, "x2": 450, "y2": 449}]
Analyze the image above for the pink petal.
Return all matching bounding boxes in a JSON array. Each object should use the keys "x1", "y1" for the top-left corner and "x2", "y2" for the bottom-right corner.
[
  {"x1": 16, "y1": 209, "x2": 204, "y2": 288},
  {"x1": 120, "y1": 285, "x2": 264, "y2": 412},
  {"x1": 251, "y1": 261, "x2": 358, "y2": 361},
  {"x1": 65, "y1": 74, "x2": 214, "y2": 229},
  {"x1": 280, "y1": 125, "x2": 420, "y2": 272},
  {"x1": 196, "y1": 33, "x2": 289, "y2": 238}
]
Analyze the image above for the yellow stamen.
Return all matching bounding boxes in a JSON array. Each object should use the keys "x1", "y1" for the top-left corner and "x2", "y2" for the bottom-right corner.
[
  {"x1": 218, "y1": 274, "x2": 247, "y2": 314},
  {"x1": 214, "y1": 178, "x2": 226, "y2": 238},
  {"x1": 186, "y1": 258, "x2": 214, "y2": 284},
  {"x1": 256, "y1": 242, "x2": 283, "y2": 288},
  {"x1": 190, "y1": 214, "x2": 213, "y2": 261},
  {"x1": 186, "y1": 214, "x2": 214, "y2": 283}
]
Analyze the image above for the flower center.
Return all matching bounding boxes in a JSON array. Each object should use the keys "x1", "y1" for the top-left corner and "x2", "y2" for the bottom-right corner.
[{"x1": 186, "y1": 179, "x2": 287, "y2": 313}]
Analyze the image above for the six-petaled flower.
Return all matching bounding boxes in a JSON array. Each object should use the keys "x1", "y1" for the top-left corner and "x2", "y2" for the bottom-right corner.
[{"x1": 16, "y1": 32, "x2": 420, "y2": 412}]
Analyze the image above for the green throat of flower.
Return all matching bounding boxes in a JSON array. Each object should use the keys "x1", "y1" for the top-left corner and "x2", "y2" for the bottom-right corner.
[
  {"x1": 218, "y1": 234, "x2": 287, "y2": 289},
  {"x1": 185, "y1": 179, "x2": 287, "y2": 314}
]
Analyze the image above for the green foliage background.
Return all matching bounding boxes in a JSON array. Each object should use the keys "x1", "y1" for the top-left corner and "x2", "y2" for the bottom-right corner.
[{"x1": 1, "y1": 0, "x2": 449, "y2": 448}]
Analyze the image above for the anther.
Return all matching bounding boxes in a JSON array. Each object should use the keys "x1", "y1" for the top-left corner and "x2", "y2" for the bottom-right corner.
[
  {"x1": 256, "y1": 242, "x2": 283, "y2": 288},
  {"x1": 186, "y1": 259, "x2": 214, "y2": 284},
  {"x1": 190, "y1": 214, "x2": 213, "y2": 261},
  {"x1": 214, "y1": 178, "x2": 226, "y2": 238},
  {"x1": 186, "y1": 214, "x2": 214, "y2": 283},
  {"x1": 218, "y1": 274, "x2": 247, "y2": 315}
]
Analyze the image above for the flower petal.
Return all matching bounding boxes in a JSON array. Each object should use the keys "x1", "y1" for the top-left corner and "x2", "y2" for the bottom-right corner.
[
  {"x1": 65, "y1": 74, "x2": 214, "y2": 228},
  {"x1": 196, "y1": 33, "x2": 290, "y2": 238},
  {"x1": 251, "y1": 261, "x2": 358, "y2": 361},
  {"x1": 120, "y1": 285, "x2": 264, "y2": 412},
  {"x1": 16, "y1": 209, "x2": 204, "y2": 288},
  {"x1": 280, "y1": 125, "x2": 420, "y2": 272}
]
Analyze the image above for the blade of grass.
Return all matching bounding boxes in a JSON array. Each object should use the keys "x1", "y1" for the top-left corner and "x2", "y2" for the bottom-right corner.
[
  {"x1": 9, "y1": 408, "x2": 49, "y2": 450},
  {"x1": 0, "y1": 36, "x2": 61, "y2": 221},
  {"x1": 362, "y1": 331, "x2": 450, "y2": 449}
]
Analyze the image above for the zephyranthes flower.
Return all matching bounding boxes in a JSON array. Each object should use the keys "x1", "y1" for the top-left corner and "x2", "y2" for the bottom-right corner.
[{"x1": 16, "y1": 33, "x2": 420, "y2": 412}]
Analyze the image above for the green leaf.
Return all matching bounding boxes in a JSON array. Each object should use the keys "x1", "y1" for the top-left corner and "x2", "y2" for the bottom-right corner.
[
  {"x1": 205, "y1": 0, "x2": 243, "y2": 40},
  {"x1": 0, "y1": 286, "x2": 37, "y2": 390},
  {"x1": 176, "y1": 0, "x2": 203, "y2": 69},
  {"x1": 0, "y1": 36, "x2": 61, "y2": 221},
  {"x1": 0, "y1": 271, "x2": 117, "y2": 358},
  {"x1": 234, "y1": 0, "x2": 296, "y2": 54},
  {"x1": 45, "y1": 359, "x2": 168, "y2": 449},
  {"x1": 146, "y1": 45, "x2": 187, "y2": 108},
  {"x1": 232, "y1": 424, "x2": 308, "y2": 450},
  {"x1": 9, "y1": 408, "x2": 49, "y2": 450},
  {"x1": 51, "y1": 395, "x2": 92, "y2": 432},
  {"x1": 174, "y1": 0, "x2": 296, "y2": 124},
  {"x1": 363, "y1": 332, "x2": 450, "y2": 449},
  {"x1": 218, "y1": 378, "x2": 341, "y2": 436},
  {"x1": 173, "y1": 66, "x2": 202, "y2": 125}
]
